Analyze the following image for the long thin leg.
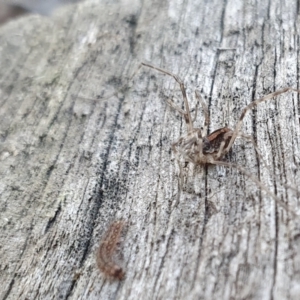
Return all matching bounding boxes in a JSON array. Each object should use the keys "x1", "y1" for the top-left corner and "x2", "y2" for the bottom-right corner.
[
  {"x1": 223, "y1": 87, "x2": 300, "y2": 156},
  {"x1": 214, "y1": 130, "x2": 233, "y2": 159},
  {"x1": 166, "y1": 96, "x2": 187, "y2": 115},
  {"x1": 195, "y1": 90, "x2": 209, "y2": 136},
  {"x1": 239, "y1": 133, "x2": 299, "y2": 194},
  {"x1": 142, "y1": 62, "x2": 194, "y2": 133},
  {"x1": 212, "y1": 160, "x2": 296, "y2": 217}
]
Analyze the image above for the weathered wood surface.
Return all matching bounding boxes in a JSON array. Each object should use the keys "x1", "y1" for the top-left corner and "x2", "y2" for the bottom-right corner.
[{"x1": 0, "y1": 0, "x2": 300, "y2": 299}]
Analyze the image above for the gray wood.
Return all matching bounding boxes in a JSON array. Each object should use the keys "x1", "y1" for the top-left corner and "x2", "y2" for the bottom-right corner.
[{"x1": 0, "y1": 0, "x2": 300, "y2": 299}]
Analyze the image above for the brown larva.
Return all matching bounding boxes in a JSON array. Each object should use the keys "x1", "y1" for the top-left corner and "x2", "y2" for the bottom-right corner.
[{"x1": 96, "y1": 220, "x2": 125, "y2": 280}]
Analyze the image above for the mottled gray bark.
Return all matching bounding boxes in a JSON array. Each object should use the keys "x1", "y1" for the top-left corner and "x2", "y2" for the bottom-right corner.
[{"x1": 0, "y1": 0, "x2": 300, "y2": 299}]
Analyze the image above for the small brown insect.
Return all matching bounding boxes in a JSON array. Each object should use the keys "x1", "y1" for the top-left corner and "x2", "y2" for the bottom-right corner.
[
  {"x1": 96, "y1": 221, "x2": 125, "y2": 280},
  {"x1": 141, "y1": 62, "x2": 300, "y2": 211}
]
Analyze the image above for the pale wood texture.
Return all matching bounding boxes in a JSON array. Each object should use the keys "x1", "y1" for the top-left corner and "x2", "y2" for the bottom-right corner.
[{"x1": 1, "y1": 0, "x2": 300, "y2": 299}]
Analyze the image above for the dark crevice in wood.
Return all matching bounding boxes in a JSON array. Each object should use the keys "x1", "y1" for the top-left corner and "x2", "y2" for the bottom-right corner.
[
  {"x1": 64, "y1": 278, "x2": 77, "y2": 300},
  {"x1": 191, "y1": 208, "x2": 207, "y2": 290},
  {"x1": 45, "y1": 203, "x2": 62, "y2": 233},
  {"x1": 77, "y1": 96, "x2": 125, "y2": 270},
  {"x1": 208, "y1": 54, "x2": 219, "y2": 133},
  {"x1": 153, "y1": 228, "x2": 175, "y2": 296},
  {"x1": 2, "y1": 278, "x2": 15, "y2": 300},
  {"x1": 219, "y1": 0, "x2": 228, "y2": 45},
  {"x1": 271, "y1": 204, "x2": 279, "y2": 300},
  {"x1": 251, "y1": 60, "x2": 263, "y2": 233},
  {"x1": 125, "y1": 12, "x2": 140, "y2": 56}
]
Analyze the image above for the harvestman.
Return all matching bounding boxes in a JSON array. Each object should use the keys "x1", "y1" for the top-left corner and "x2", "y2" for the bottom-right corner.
[{"x1": 141, "y1": 62, "x2": 300, "y2": 212}]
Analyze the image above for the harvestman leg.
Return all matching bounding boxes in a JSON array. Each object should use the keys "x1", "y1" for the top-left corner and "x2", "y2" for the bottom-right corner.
[
  {"x1": 222, "y1": 87, "x2": 300, "y2": 158},
  {"x1": 141, "y1": 62, "x2": 195, "y2": 134},
  {"x1": 195, "y1": 90, "x2": 209, "y2": 136},
  {"x1": 142, "y1": 63, "x2": 211, "y2": 163},
  {"x1": 142, "y1": 62, "x2": 299, "y2": 214},
  {"x1": 213, "y1": 160, "x2": 294, "y2": 214},
  {"x1": 165, "y1": 97, "x2": 188, "y2": 117},
  {"x1": 239, "y1": 133, "x2": 299, "y2": 194}
]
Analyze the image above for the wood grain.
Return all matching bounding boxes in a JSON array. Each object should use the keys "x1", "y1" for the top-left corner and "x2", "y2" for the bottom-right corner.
[{"x1": 0, "y1": 0, "x2": 300, "y2": 299}]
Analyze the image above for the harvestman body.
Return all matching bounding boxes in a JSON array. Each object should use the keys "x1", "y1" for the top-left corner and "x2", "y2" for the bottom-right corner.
[{"x1": 141, "y1": 62, "x2": 300, "y2": 211}]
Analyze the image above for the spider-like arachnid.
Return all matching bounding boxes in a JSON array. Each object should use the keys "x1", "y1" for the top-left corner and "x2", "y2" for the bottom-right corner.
[{"x1": 141, "y1": 62, "x2": 300, "y2": 210}]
